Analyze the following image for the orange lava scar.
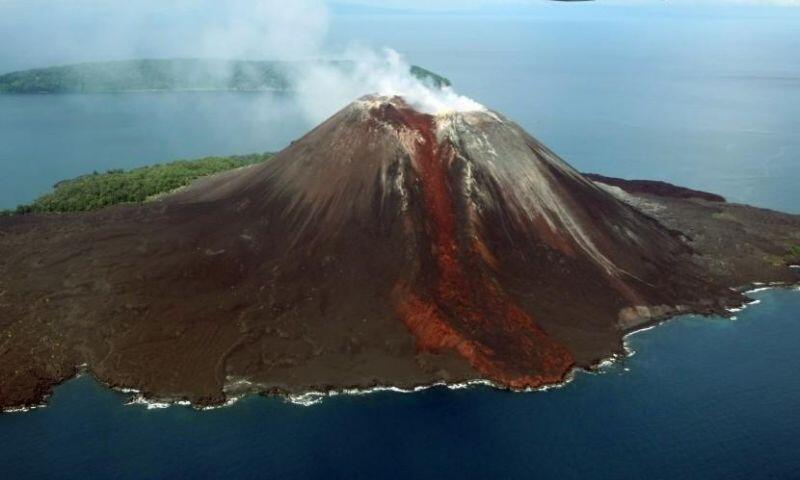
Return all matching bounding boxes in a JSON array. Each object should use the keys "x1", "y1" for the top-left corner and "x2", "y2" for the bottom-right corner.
[{"x1": 386, "y1": 105, "x2": 575, "y2": 389}]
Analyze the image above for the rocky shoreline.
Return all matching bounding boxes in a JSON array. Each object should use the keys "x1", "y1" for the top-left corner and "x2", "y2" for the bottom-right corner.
[{"x1": 4, "y1": 282, "x2": 797, "y2": 415}]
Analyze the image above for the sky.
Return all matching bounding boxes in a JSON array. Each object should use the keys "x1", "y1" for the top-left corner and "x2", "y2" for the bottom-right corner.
[
  {"x1": 0, "y1": 0, "x2": 798, "y2": 72},
  {"x1": 330, "y1": 0, "x2": 800, "y2": 8}
]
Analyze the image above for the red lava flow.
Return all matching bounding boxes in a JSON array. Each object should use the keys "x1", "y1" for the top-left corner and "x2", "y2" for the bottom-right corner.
[{"x1": 385, "y1": 104, "x2": 575, "y2": 388}]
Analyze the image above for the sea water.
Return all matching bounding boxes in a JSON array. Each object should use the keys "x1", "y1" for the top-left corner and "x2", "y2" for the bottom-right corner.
[
  {"x1": 2, "y1": 8, "x2": 800, "y2": 213},
  {"x1": 1, "y1": 289, "x2": 798, "y2": 479},
  {"x1": 1, "y1": 7, "x2": 799, "y2": 479}
]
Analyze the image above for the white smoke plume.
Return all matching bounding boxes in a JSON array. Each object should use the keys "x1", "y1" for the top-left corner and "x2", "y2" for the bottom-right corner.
[{"x1": 295, "y1": 47, "x2": 484, "y2": 123}]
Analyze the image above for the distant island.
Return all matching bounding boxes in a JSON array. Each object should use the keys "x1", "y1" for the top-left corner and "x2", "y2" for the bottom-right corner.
[{"x1": 0, "y1": 59, "x2": 451, "y2": 94}]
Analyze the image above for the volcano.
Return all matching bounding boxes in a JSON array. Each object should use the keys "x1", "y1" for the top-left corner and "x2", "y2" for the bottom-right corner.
[{"x1": 1, "y1": 95, "x2": 798, "y2": 409}]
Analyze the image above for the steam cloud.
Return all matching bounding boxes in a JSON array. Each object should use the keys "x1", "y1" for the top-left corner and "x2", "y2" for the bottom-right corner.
[{"x1": 295, "y1": 48, "x2": 484, "y2": 123}]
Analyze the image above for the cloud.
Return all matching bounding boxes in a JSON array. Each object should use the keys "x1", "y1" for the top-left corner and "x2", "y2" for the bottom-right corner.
[
  {"x1": 0, "y1": 0, "x2": 330, "y2": 69},
  {"x1": 196, "y1": 0, "x2": 329, "y2": 60}
]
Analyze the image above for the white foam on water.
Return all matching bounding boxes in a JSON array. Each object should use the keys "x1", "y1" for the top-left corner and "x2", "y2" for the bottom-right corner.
[
  {"x1": 125, "y1": 395, "x2": 171, "y2": 410},
  {"x1": 1, "y1": 404, "x2": 45, "y2": 414},
  {"x1": 197, "y1": 396, "x2": 243, "y2": 411},
  {"x1": 285, "y1": 379, "x2": 498, "y2": 407},
  {"x1": 747, "y1": 287, "x2": 775, "y2": 294},
  {"x1": 727, "y1": 297, "x2": 762, "y2": 313},
  {"x1": 6, "y1": 283, "x2": 800, "y2": 414}
]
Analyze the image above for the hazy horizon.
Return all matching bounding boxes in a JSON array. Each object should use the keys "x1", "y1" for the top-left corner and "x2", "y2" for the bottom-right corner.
[{"x1": 2, "y1": 2, "x2": 800, "y2": 72}]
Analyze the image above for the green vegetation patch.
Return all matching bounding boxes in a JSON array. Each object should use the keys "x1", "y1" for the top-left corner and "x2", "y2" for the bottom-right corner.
[
  {"x1": 788, "y1": 245, "x2": 800, "y2": 259},
  {"x1": 12, "y1": 153, "x2": 271, "y2": 214},
  {"x1": 409, "y1": 65, "x2": 451, "y2": 88}
]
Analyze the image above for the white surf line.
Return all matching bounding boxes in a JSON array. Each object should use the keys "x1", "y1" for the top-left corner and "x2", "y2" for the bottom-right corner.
[
  {"x1": 285, "y1": 379, "x2": 498, "y2": 407},
  {"x1": 0, "y1": 367, "x2": 596, "y2": 413},
  {"x1": 742, "y1": 280, "x2": 793, "y2": 295},
  {"x1": 117, "y1": 386, "x2": 222, "y2": 411},
  {"x1": 1, "y1": 403, "x2": 46, "y2": 414},
  {"x1": 2, "y1": 363, "x2": 92, "y2": 413},
  {"x1": 727, "y1": 279, "x2": 800, "y2": 319},
  {"x1": 617, "y1": 288, "x2": 783, "y2": 356},
  {"x1": 285, "y1": 360, "x2": 629, "y2": 407},
  {"x1": 107, "y1": 384, "x2": 193, "y2": 411},
  {"x1": 9, "y1": 281, "x2": 800, "y2": 414},
  {"x1": 286, "y1": 370, "x2": 605, "y2": 407},
  {"x1": 746, "y1": 286, "x2": 779, "y2": 294},
  {"x1": 599, "y1": 316, "x2": 680, "y2": 373},
  {"x1": 196, "y1": 396, "x2": 244, "y2": 411},
  {"x1": 155, "y1": 281, "x2": 800, "y2": 410},
  {"x1": 121, "y1": 393, "x2": 240, "y2": 411},
  {"x1": 618, "y1": 319, "x2": 674, "y2": 359},
  {"x1": 727, "y1": 297, "x2": 762, "y2": 314},
  {"x1": 125, "y1": 395, "x2": 176, "y2": 410}
]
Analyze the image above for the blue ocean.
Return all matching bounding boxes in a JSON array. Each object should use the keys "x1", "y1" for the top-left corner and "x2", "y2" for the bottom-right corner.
[{"x1": 1, "y1": 6, "x2": 799, "y2": 479}]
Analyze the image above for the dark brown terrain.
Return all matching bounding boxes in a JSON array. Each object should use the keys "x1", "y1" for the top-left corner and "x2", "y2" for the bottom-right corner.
[
  {"x1": 583, "y1": 173, "x2": 727, "y2": 203},
  {"x1": 1, "y1": 95, "x2": 798, "y2": 411}
]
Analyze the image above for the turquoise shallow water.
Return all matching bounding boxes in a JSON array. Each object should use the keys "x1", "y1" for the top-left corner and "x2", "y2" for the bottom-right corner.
[{"x1": 1, "y1": 289, "x2": 798, "y2": 479}]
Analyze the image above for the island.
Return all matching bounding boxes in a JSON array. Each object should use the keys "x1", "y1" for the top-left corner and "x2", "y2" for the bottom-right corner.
[
  {"x1": 0, "y1": 59, "x2": 450, "y2": 94},
  {"x1": 0, "y1": 95, "x2": 798, "y2": 411}
]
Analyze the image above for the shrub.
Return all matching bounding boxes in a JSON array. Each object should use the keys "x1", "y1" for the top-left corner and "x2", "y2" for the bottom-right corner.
[{"x1": 14, "y1": 153, "x2": 271, "y2": 213}]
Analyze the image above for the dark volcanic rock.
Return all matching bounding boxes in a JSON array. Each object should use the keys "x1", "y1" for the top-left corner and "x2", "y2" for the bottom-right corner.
[
  {"x1": 0, "y1": 95, "x2": 797, "y2": 410},
  {"x1": 583, "y1": 173, "x2": 727, "y2": 203},
  {"x1": 589, "y1": 179, "x2": 800, "y2": 289}
]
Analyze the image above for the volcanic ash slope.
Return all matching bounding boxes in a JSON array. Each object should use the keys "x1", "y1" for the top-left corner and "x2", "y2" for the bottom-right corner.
[{"x1": 0, "y1": 95, "x2": 793, "y2": 409}]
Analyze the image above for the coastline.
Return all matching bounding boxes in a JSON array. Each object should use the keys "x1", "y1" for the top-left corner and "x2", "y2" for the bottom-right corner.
[
  {"x1": 3, "y1": 281, "x2": 798, "y2": 415},
  {"x1": 621, "y1": 278, "x2": 799, "y2": 336}
]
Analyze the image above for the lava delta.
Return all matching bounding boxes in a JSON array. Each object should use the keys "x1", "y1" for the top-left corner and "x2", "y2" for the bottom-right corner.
[{"x1": 1, "y1": 95, "x2": 798, "y2": 409}]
